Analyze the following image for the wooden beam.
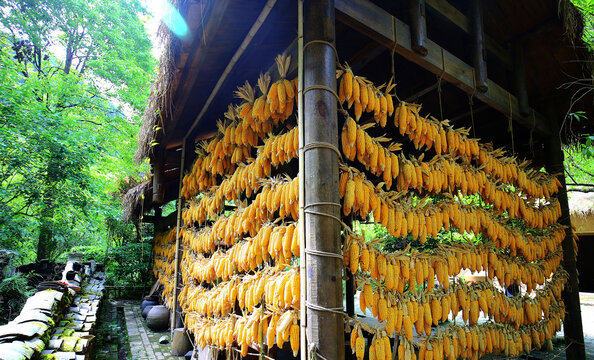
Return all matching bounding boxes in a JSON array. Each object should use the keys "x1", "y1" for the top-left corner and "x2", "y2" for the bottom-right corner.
[
  {"x1": 335, "y1": 0, "x2": 551, "y2": 135},
  {"x1": 349, "y1": 42, "x2": 386, "y2": 73},
  {"x1": 425, "y1": 0, "x2": 513, "y2": 69},
  {"x1": 405, "y1": 83, "x2": 438, "y2": 102},
  {"x1": 303, "y1": 0, "x2": 344, "y2": 358},
  {"x1": 470, "y1": 0, "x2": 488, "y2": 92},
  {"x1": 409, "y1": 0, "x2": 428, "y2": 56}
]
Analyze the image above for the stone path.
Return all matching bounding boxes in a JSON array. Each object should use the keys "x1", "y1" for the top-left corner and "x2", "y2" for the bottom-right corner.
[{"x1": 124, "y1": 302, "x2": 185, "y2": 360}]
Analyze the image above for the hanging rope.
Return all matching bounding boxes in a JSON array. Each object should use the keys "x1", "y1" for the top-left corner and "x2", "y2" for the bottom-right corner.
[
  {"x1": 469, "y1": 68, "x2": 477, "y2": 138},
  {"x1": 437, "y1": 48, "x2": 446, "y2": 121},
  {"x1": 303, "y1": 40, "x2": 343, "y2": 70},
  {"x1": 391, "y1": 17, "x2": 401, "y2": 102},
  {"x1": 507, "y1": 93, "x2": 515, "y2": 155},
  {"x1": 529, "y1": 109, "x2": 536, "y2": 155}
]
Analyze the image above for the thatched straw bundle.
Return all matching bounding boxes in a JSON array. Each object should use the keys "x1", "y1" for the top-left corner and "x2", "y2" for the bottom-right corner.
[{"x1": 122, "y1": 180, "x2": 151, "y2": 222}]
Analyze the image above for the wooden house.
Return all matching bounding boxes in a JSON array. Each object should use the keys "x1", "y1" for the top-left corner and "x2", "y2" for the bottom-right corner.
[{"x1": 129, "y1": 1, "x2": 592, "y2": 358}]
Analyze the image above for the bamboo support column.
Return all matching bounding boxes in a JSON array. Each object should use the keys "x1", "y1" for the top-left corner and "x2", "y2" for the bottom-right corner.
[
  {"x1": 303, "y1": 0, "x2": 344, "y2": 358},
  {"x1": 544, "y1": 133, "x2": 585, "y2": 360},
  {"x1": 470, "y1": 0, "x2": 488, "y2": 92},
  {"x1": 171, "y1": 139, "x2": 188, "y2": 333}
]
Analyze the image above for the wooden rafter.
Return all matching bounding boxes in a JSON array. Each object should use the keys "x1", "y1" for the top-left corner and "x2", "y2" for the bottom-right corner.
[
  {"x1": 335, "y1": 0, "x2": 552, "y2": 136},
  {"x1": 425, "y1": 0, "x2": 513, "y2": 69}
]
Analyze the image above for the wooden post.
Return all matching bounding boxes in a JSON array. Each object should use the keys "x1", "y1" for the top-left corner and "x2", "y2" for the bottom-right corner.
[
  {"x1": 303, "y1": 0, "x2": 344, "y2": 358},
  {"x1": 544, "y1": 132, "x2": 585, "y2": 360},
  {"x1": 470, "y1": 0, "x2": 488, "y2": 92},
  {"x1": 409, "y1": 0, "x2": 427, "y2": 56},
  {"x1": 152, "y1": 148, "x2": 165, "y2": 204},
  {"x1": 513, "y1": 42, "x2": 530, "y2": 116}
]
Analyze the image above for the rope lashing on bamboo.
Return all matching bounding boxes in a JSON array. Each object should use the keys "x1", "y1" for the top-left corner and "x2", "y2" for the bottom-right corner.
[
  {"x1": 303, "y1": 141, "x2": 343, "y2": 161},
  {"x1": 437, "y1": 48, "x2": 446, "y2": 121},
  {"x1": 303, "y1": 84, "x2": 350, "y2": 118},
  {"x1": 303, "y1": 202, "x2": 348, "y2": 259},
  {"x1": 305, "y1": 301, "x2": 346, "y2": 315}
]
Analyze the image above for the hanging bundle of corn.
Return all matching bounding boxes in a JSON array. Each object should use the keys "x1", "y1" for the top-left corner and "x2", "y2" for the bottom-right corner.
[
  {"x1": 268, "y1": 54, "x2": 296, "y2": 123},
  {"x1": 252, "y1": 73, "x2": 273, "y2": 133},
  {"x1": 235, "y1": 80, "x2": 257, "y2": 129}
]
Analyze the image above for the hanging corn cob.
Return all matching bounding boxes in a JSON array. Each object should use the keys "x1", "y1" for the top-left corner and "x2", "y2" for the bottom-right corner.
[{"x1": 268, "y1": 54, "x2": 296, "y2": 123}]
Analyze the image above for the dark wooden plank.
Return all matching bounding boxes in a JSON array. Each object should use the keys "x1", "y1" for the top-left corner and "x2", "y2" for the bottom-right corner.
[
  {"x1": 425, "y1": 0, "x2": 513, "y2": 69},
  {"x1": 335, "y1": 0, "x2": 551, "y2": 135}
]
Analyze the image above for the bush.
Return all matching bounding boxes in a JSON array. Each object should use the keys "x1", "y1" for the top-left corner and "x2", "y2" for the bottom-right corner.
[{"x1": 0, "y1": 272, "x2": 35, "y2": 322}]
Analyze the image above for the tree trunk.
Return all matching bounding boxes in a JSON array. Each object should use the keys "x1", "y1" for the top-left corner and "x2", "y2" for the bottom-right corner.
[
  {"x1": 134, "y1": 221, "x2": 142, "y2": 243},
  {"x1": 36, "y1": 151, "x2": 60, "y2": 261},
  {"x1": 36, "y1": 207, "x2": 55, "y2": 261}
]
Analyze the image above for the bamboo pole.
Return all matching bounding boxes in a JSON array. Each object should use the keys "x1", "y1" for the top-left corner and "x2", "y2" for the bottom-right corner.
[
  {"x1": 170, "y1": 139, "x2": 186, "y2": 333},
  {"x1": 303, "y1": 0, "x2": 344, "y2": 358},
  {"x1": 544, "y1": 135, "x2": 586, "y2": 360},
  {"x1": 297, "y1": 1, "x2": 307, "y2": 359}
]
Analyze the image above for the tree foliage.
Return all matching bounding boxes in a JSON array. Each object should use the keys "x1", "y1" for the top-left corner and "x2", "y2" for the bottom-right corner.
[{"x1": 0, "y1": 0, "x2": 155, "y2": 263}]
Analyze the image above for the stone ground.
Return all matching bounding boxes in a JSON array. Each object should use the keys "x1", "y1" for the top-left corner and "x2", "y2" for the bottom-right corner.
[{"x1": 124, "y1": 301, "x2": 185, "y2": 360}]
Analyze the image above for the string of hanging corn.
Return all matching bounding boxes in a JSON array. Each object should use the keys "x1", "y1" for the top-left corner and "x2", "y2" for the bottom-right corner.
[
  {"x1": 178, "y1": 266, "x2": 299, "y2": 317},
  {"x1": 339, "y1": 168, "x2": 563, "y2": 259},
  {"x1": 344, "y1": 233, "x2": 563, "y2": 293},
  {"x1": 186, "y1": 306, "x2": 300, "y2": 357},
  {"x1": 352, "y1": 270, "x2": 567, "y2": 330},
  {"x1": 350, "y1": 310, "x2": 563, "y2": 360},
  {"x1": 181, "y1": 222, "x2": 299, "y2": 283}
]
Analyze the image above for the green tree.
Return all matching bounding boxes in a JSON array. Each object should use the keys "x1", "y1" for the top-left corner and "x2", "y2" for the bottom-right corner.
[{"x1": 0, "y1": 0, "x2": 155, "y2": 261}]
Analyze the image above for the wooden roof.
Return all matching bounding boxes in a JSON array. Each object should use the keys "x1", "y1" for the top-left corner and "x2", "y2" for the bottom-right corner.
[{"x1": 134, "y1": 0, "x2": 593, "y2": 209}]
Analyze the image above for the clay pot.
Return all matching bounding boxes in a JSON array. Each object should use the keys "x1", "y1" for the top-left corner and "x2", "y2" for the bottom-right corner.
[
  {"x1": 146, "y1": 305, "x2": 169, "y2": 331},
  {"x1": 142, "y1": 305, "x2": 155, "y2": 319},
  {"x1": 141, "y1": 299, "x2": 158, "y2": 311}
]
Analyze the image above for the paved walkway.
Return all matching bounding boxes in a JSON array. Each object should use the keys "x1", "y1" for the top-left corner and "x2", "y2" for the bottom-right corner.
[{"x1": 124, "y1": 302, "x2": 185, "y2": 360}]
